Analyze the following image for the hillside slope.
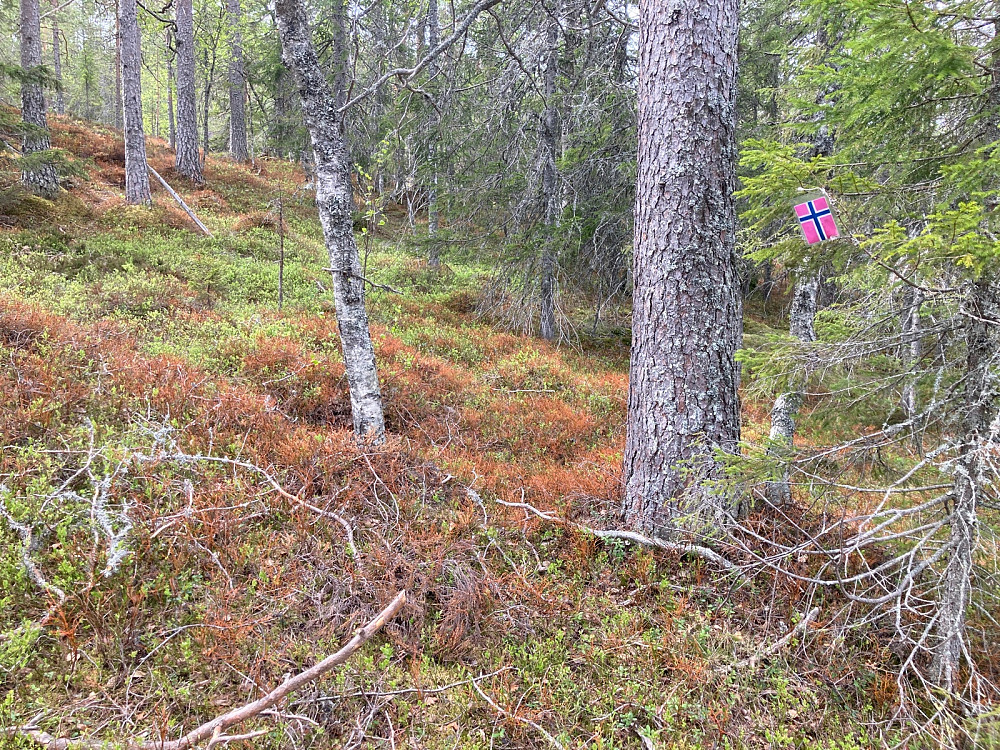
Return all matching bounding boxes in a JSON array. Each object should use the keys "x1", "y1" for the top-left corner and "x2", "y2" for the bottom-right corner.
[{"x1": 0, "y1": 119, "x2": 891, "y2": 750}]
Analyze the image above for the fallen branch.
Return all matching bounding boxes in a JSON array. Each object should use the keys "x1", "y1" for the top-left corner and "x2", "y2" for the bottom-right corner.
[
  {"x1": 471, "y1": 678, "x2": 566, "y2": 750},
  {"x1": 311, "y1": 666, "x2": 512, "y2": 702},
  {"x1": 0, "y1": 490, "x2": 66, "y2": 603},
  {"x1": 11, "y1": 591, "x2": 407, "y2": 750},
  {"x1": 720, "y1": 606, "x2": 821, "y2": 674},
  {"x1": 469, "y1": 489, "x2": 744, "y2": 579},
  {"x1": 149, "y1": 166, "x2": 213, "y2": 238},
  {"x1": 151, "y1": 452, "x2": 360, "y2": 561}
]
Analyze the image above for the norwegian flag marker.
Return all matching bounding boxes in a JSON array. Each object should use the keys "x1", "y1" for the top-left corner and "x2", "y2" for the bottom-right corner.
[{"x1": 794, "y1": 195, "x2": 839, "y2": 244}]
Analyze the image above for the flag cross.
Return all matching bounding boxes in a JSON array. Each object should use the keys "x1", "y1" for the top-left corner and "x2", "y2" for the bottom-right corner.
[{"x1": 794, "y1": 196, "x2": 839, "y2": 245}]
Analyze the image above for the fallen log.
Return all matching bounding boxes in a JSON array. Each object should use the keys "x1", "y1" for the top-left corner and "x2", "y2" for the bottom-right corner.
[{"x1": 149, "y1": 166, "x2": 213, "y2": 237}]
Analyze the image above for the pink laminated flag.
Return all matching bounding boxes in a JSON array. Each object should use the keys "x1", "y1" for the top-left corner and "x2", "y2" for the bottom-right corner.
[{"x1": 794, "y1": 196, "x2": 839, "y2": 244}]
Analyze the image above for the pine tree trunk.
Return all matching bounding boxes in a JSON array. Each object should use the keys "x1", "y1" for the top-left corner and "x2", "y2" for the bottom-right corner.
[
  {"x1": 623, "y1": 0, "x2": 741, "y2": 535},
  {"x1": 174, "y1": 0, "x2": 203, "y2": 182},
  {"x1": 19, "y1": 0, "x2": 59, "y2": 198},
  {"x1": 201, "y1": 44, "x2": 215, "y2": 167},
  {"x1": 426, "y1": 0, "x2": 441, "y2": 267},
  {"x1": 114, "y1": 0, "x2": 123, "y2": 130},
  {"x1": 933, "y1": 279, "x2": 998, "y2": 691},
  {"x1": 274, "y1": 0, "x2": 386, "y2": 444},
  {"x1": 538, "y1": 3, "x2": 559, "y2": 342},
  {"x1": 167, "y1": 36, "x2": 176, "y2": 150},
  {"x1": 227, "y1": 0, "x2": 249, "y2": 162},
  {"x1": 50, "y1": 0, "x2": 64, "y2": 115},
  {"x1": 119, "y1": 0, "x2": 151, "y2": 205}
]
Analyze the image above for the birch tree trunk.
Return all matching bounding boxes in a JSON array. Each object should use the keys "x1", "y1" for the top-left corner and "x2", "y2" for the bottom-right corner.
[
  {"x1": 426, "y1": 0, "x2": 441, "y2": 267},
  {"x1": 274, "y1": 0, "x2": 386, "y2": 444},
  {"x1": 789, "y1": 275, "x2": 819, "y2": 342},
  {"x1": 933, "y1": 279, "x2": 998, "y2": 691},
  {"x1": 119, "y1": 0, "x2": 151, "y2": 205},
  {"x1": 50, "y1": 0, "x2": 64, "y2": 115},
  {"x1": 19, "y1": 0, "x2": 59, "y2": 198},
  {"x1": 763, "y1": 274, "x2": 819, "y2": 507},
  {"x1": 227, "y1": 0, "x2": 249, "y2": 162},
  {"x1": 174, "y1": 0, "x2": 204, "y2": 183},
  {"x1": 901, "y1": 286, "x2": 923, "y2": 454},
  {"x1": 538, "y1": 3, "x2": 560, "y2": 342},
  {"x1": 623, "y1": 0, "x2": 741, "y2": 535}
]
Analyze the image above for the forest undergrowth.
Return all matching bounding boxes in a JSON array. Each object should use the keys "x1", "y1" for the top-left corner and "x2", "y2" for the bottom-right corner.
[{"x1": 0, "y1": 116, "x2": 977, "y2": 749}]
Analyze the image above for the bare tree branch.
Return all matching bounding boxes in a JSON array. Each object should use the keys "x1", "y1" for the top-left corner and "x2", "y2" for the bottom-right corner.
[
  {"x1": 10, "y1": 592, "x2": 407, "y2": 750},
  {"x1": 339, "y1": 0, "x2": 506, "y2": 113}
]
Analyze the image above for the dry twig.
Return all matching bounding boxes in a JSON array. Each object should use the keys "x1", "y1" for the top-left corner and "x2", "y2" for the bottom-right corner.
[{"x1": 10, "y1": 592, "x2": 407, "y2": 750}]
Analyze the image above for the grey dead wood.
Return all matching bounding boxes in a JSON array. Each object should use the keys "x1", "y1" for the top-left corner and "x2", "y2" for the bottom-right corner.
[{"x1": 149, "y1": 166, "x2": 213, "y2": 237}]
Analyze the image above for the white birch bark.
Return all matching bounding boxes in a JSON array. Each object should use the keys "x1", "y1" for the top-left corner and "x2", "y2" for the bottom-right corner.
[
  {"x1": 764, "y1": 274, "x2": 818, "y2": 507},
  {"x1": 901, "y1": 287, "x2": 923, "y2": 452},
  {"x1": 167, "y1": 35, "x2": 176, "y2": 150},
  {"x1": 274, "y1": 0, "x2": 386, "y2": 443}
]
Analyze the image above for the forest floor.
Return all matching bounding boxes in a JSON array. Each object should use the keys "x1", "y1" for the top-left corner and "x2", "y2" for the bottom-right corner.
[{"x1": 0, "y1": 117, "x2": 907, "y2": 749}]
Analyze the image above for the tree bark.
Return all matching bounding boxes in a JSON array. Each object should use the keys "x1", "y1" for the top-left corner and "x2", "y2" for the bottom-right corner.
[
  {"x1": 114, "y1": 0, "x2": 123, "y2": 130},
  {"x1": 167, "y1": 37, "x2": 176, "y2": 150},
  {"x1": 538, "y1": 2, "x2": 560, "y2": 342},
  {"x1": 764, "y1": 392, "x2": 801, "y2": 507},
  {"x1": 174, "y1": 0, "x2": 203, "y2": 182},
  {"x1": 623, "y1": 0, "x2": 742, "y2": 535},
  {"x1": 50, "y1": 0, "x2": 64, "y2": 115},
  {"x1": 901, "y1": 286, "x2": 923, "y2": 452},
  {"x1": 932, "y1": 279, "x2": 998, "y2": 691},
  {"x1": 19, "y1": 0, "x2": 59, "y2": 198},
  {"x1": 274, "y1": 0, "x2": 386, "y2": 444},
  {"x1": 931, "y1": 14, "x2": 1000, "y2": 696},
  {"x1": 226, "y1": 0, "x2": 249, "y2": 161},
  {"x1": 789, "y1": 274, "x2": 819, "y2": 342},
  {"x1": 426, "y1": 0, "x2": 441, "y2": 267},
  {"x1": 119, "y1": 0, "x2": 151, "y2": 205},
  {"x1": 201, "y1": 35, "x2": 218, "y2": 168},
  {"x1": 763, "y1": 274, "x2": 818, "y2": 507}
]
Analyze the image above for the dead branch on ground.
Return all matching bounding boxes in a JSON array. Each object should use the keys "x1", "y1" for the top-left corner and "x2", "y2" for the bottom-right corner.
[{"x1": 9, "y1": 591, "x2": 407, "y2": 750}]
